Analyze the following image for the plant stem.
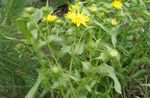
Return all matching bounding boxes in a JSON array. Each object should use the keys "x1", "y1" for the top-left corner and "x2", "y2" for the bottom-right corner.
[{"x1": 33, "y1": 20, "x2": 60, "y2": 67}]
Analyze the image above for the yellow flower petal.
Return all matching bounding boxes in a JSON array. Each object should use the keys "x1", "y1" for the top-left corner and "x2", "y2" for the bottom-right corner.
[
  {"x1": 66, "y1": 10, "x2": 89, "y2": 27},
  {"x1": 112, "y1": 0, "x2": 123, "y2": 9},
  {"x1": 43, "y1": 15, "x2": 57, "y2": 22}
]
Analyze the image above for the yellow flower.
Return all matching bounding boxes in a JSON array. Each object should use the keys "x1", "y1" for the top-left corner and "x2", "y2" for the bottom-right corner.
[
  {"x1": 112, "y1": 0, "x2": 123, "y2": 9},
  {"x1": 90, "y1": 4, "x2": 97, "y2": 12},
  {"x1": 66, "y1": 11, "x2": 90, "y2": 27},
  {"x1": 111, "y1": 19, "x2": 118, "y2": 25},
  {"x1": 43, "y1": 15, "x2": 57, "y2": 22}
]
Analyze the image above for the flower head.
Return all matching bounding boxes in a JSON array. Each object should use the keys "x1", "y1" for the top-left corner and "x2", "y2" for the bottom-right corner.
[
  {"x1": 112, "y1": 0, "x2": 123, "y2": 9},
  {"x1": 66, "y1": 11, "x2": 89, "y2": 27},
  {"x1": 90, "y1": 4, "x2": 97, "y2": 12},
  {"x1": 110, "y1": 50, "x2": 118, "y2": 57},
  {"x1": 43, "y1": 15, "x2": 57, "y2": 22},
  {"x1": 111, "y1": 19, "x2": 118, "y2": 25}
]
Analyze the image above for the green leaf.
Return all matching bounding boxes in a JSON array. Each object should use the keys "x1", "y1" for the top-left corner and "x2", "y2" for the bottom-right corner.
[
  {"x1": 61, "y1": 45, "x2": 71, "y2": 54},
  {"x1": 33, "y1": 39, "x2": 47, "y2": 50},
  {"x1": 85, "y1": 85, "x2": 91, "y2": 92},
  {"x1": 94, "y1": 20, "x2": 110, "y2": 34},
  {"x1": 68, "y1": 74, "x2": 79, "y2": 82},
  {"x1": 82, "y1": 61, "x2": 91, "y2": 73},
  {"x1": 96, "y1": 64, "x2": 122, "y2": 94},
  {"x1": 38, "y1": 39, "x2": 47, "y2": 49},
  {"x1": 97, "y1": 52, "x2": 109, "y2": 62},
  {"x1": 31, "y1": 29, "x2": 38, "y2": 39},
  {"x1": 25, "y1": 75, "x2": 42, "y2": 98},
  {"x1": 47, "y1": 35, "x2": 63, "y2": 43},
  {"x1": 31, "y1": 9, "x2": 43, "y2": 23},
  {"x1": 27, "y1": 21, "x2": 36, "y2": 30},
  {"x1": 111, "y1": 34, "x2": 117, "y2": 48},
  {"x1": 59, "y1": 45, "x2": 71, "y2": 57},
  {"x1": 76, "y1": 87, "x2": 88, "y2": 98},
  {"x1": 74, "y1": 42, "x2": 84, "y2": 55},
  {"x1": 132, "y1": 69, "x2": 148, "y2": 79},
  {"x1": 140, "y1": 84, "x2": 150, "y2": 87},
  {"x1": 16, "y1": 18, "x2": 29, "y2": 34}
]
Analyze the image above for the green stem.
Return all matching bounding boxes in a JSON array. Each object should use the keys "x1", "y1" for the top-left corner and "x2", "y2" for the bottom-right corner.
[
  {"x1": 46, "y1": 0, "x2": 49, "y2": 7},
  {"x1": 69, "y1": 58, "x2": 73, "y2": 74},
  {"x1": 74, "y1": 26, "x2": 94, "y2": 53},
  {"x1": 68, "y1": 58, "x2": 76, "y2": 97},
  {"x1": 60, "y1": 86, "x2": 66, "y2": 98},
  {"x1": 73, "y1": 87, "x2": 80, "y2": 98},
  {"x1": 33, "y1": 20, "x2": 60, "y2": 67}
]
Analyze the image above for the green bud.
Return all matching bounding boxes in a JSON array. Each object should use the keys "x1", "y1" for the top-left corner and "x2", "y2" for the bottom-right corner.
[
  {"x1": 52, "y1": 66, "x2": 60, "y2": 73},
  {"x1": 25, "y1": 7, "x2": 35, "y2": 14}
]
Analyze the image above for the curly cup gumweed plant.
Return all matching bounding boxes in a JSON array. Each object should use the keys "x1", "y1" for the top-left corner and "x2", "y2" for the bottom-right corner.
[
  {"x1": 16, "y1": 2, "x2": 122, "y2": 98},
  {"x1": 15, "y1": 0, "x2": 150, "y2": 98}
]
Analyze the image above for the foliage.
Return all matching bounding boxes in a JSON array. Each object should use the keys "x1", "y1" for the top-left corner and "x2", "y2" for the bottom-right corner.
[
  {"x1": 15, "y1": 0, "x2": 150, "y2": 98},
  {"x1": 0, "y1": 0, "x2": 150, "y2": 98}
]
